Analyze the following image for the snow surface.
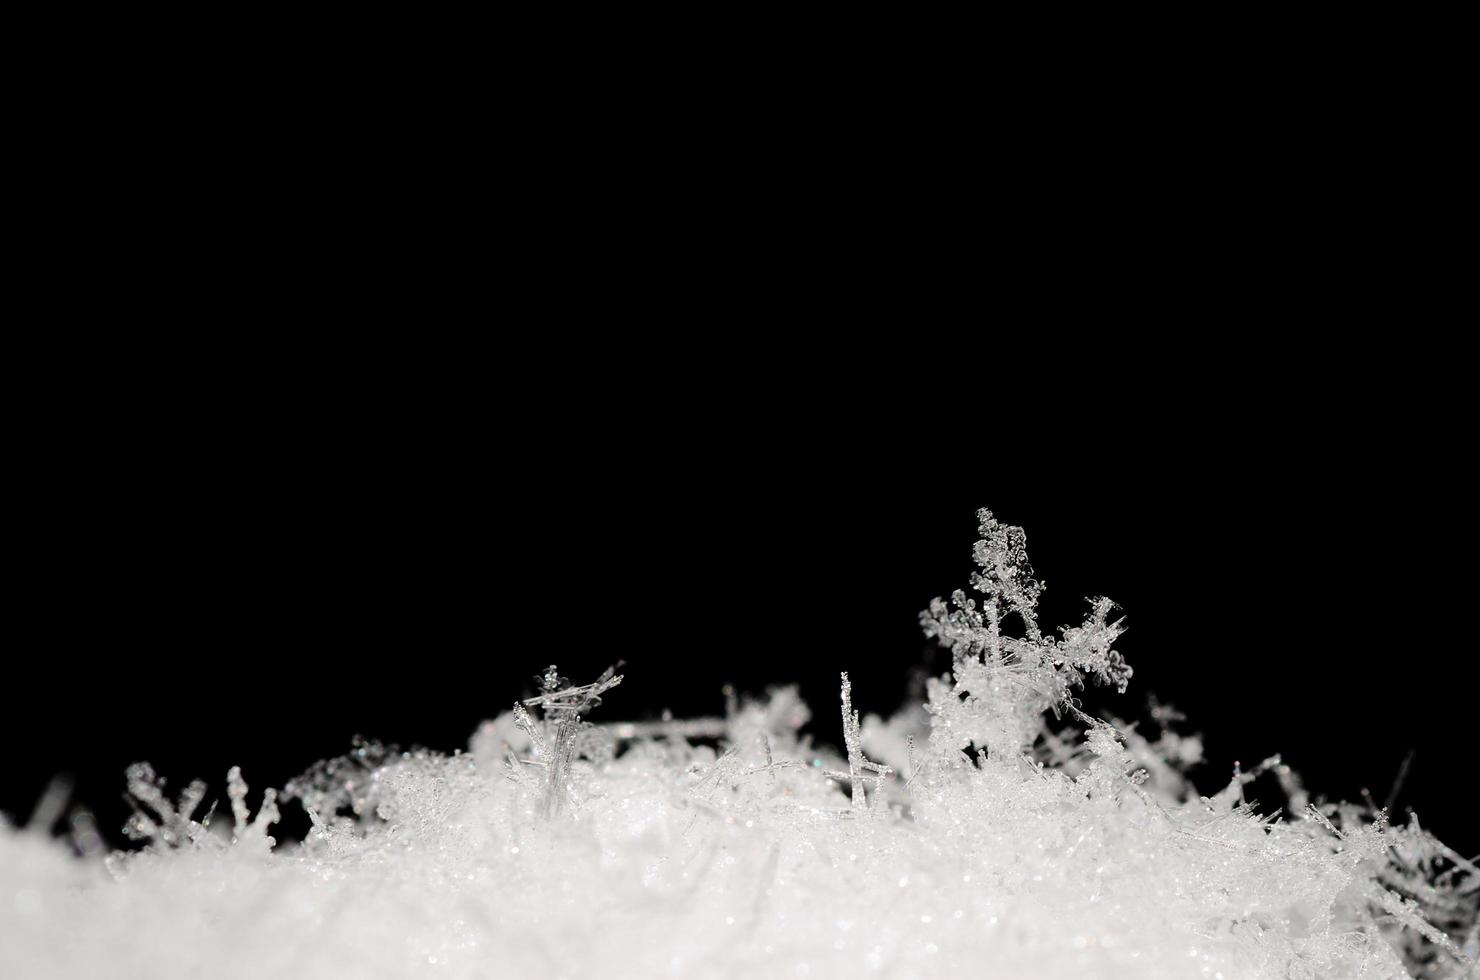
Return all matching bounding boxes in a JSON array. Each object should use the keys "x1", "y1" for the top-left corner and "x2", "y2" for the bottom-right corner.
[{"x1": 2, "y1": 509, "x2": 1474, "y2": 979}]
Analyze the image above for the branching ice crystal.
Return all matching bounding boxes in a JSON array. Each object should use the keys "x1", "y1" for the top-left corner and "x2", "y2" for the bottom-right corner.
[
  {"x1": 825, "y1": 672, "x2": 892, "y2": 813},
  {"x1": 121, "y1": 762, "x2": 211, "y2": 849},
  {"x1": 920, "y1": 507, "x2": 1130, "y2": 760},
  {"x1": 512, "y1": 663, "x2": 622, "y2": 817},
  {"x1": 225, "y1": 766, "x2": 278, "y2": 849}
]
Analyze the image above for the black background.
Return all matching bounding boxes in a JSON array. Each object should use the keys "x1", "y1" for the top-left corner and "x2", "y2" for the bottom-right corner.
[
  {"x1": 4, "y1": 80, "x2": 1472, "y2": 855},
  {"x1": 6, "y1": 386, "x2": 1474, "y2": 854}
]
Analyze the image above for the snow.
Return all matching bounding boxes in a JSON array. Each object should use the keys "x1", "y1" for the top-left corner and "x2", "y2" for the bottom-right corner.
[{"x1": 2, "y1": 508, "x2": 1474, "y2": 979}]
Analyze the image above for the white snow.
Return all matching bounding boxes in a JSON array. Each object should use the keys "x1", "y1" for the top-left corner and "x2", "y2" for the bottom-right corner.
[{"x1": 2, "y1": 508, "x2": 1474, "y2": 979}]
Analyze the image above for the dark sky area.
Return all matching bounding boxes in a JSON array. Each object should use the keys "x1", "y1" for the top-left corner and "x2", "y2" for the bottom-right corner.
[{"x1": 7, "y1": 386, "x2": 1472, "y2": 855}]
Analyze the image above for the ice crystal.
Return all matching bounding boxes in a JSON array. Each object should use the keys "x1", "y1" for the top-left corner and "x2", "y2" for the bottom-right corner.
[
  {"x1": 226, "y1": 766, "x2": 279, "y2": 849},
  {"x1": 1, "y1": 507, "x2": 1473, "y2": 980},
  {"x1": 511, "y1": 663, "x2": 623, "y2": 817},
  {"x1": 120, "y1": 762, "x2": 212, "y2": 848},
  {"x1": 920, "y1": 508, "x2": 1131, "y2": 761},
  {"x1": 825, "y1": 672, "x2": 892, "y2": 813}
]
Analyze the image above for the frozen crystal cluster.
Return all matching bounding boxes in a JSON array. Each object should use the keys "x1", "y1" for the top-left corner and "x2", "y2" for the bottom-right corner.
[{"x1": 3, "y1": 509, "x2": 1475, "y2": 979}]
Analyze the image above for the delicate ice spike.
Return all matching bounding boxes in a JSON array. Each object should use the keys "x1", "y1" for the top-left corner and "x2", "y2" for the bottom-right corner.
[
  {"x1": 1384, "y1": 748, "x2": 1416, "y2": 813},
  {"x1": 26, "y1": 774, "x2": 72, "y2": 833},
  {"x1": 836, "y1": 672, "x2": 892, "y2": 812},
  {"x1": 512, "y1": 701, "x2": 545, "y2": 758},
  {"x1": 227, "y1": 765, "x2": 251, "y2": 833},
  {"x1": 178, "y1": 780, "x2": 207, "y2": 824},
  {"x1": 521, "y1": 669, "x2": 623, "y2": 711},
  {"x1": 739, "y1": 760, "x2": 802, "y2": 780},
  {"x1": 254, "y1": 788, "x2": 279, "y2": 835},
  {"x1": 124, "y1": 763, "x2": 171, "y2": 821},
  {"x1": 840, "y1": 672, "x2": 865, "y2": 812}
]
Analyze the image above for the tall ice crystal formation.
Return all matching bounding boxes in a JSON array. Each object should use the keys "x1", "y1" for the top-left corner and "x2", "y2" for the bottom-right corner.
[{"x1": 3, "y1": 508, "x2": 1476, "y2": 978}]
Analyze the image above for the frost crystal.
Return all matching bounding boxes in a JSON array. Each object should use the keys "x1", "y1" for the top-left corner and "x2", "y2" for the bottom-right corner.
[
  {"x1": 826, "y1": 672, "x2": 892, "y2": 813},
  {"x1": 120, "y1": 762, "x2": 211, "y2": 848},
  {"x1": 920, "y1": 508, "x2": 1131, "y2": 760},
  {"x1": 1, "y1": 507, "x2": 1472, "y2": 980}
]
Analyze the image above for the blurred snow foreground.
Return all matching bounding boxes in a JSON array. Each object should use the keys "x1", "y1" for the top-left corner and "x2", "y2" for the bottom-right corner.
[{"x1": 3, "y1": 511, "x2": 1477, "y2": 979}]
